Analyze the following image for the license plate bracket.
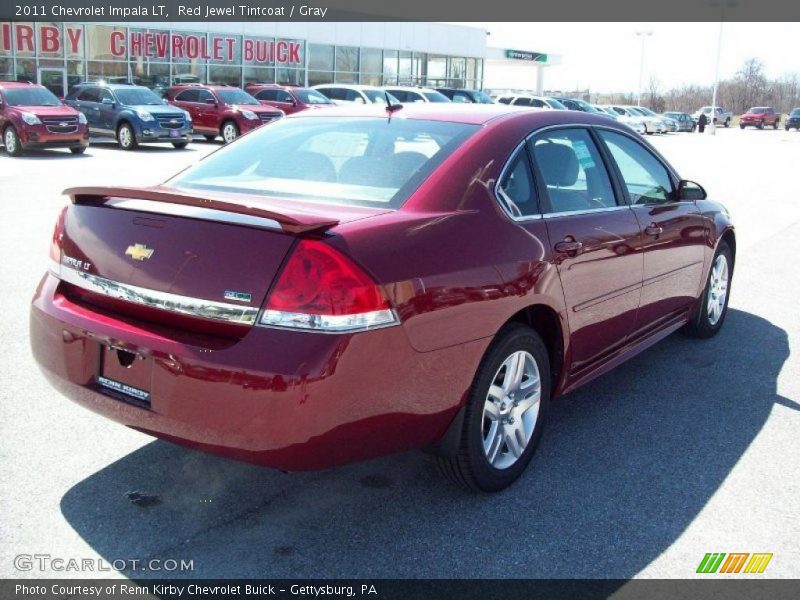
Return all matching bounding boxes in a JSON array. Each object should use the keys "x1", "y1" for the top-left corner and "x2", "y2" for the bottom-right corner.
[{"x1": 97, "y1": 345, "x2": 152, "y2": 406}]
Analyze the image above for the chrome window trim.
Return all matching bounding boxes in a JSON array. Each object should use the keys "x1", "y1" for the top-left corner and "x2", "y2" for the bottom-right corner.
[
  {"x1": 55, "y1": 263, "x2": 259, "y2": 326},
  {"x1": 492, "y1": 121, "x2": 683, "y2": 223},
  {"x1": 542, "y1": 205, "x2": 632, "y2": 219}
]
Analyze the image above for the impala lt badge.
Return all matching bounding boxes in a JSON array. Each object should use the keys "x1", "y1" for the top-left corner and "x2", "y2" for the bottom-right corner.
[{"x1": 125, "y1": 243, "x2": 154, "y2": 261}]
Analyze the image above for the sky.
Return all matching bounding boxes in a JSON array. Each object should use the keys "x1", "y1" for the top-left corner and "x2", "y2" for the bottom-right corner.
[{"x1": 454, "y1": 22, "x2": 800, "y2": 93}]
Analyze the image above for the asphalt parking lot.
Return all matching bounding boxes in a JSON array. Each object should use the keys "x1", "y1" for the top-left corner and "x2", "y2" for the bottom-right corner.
[{"x1": 1, "y1": 128, "x2": 799, "y2": 580}]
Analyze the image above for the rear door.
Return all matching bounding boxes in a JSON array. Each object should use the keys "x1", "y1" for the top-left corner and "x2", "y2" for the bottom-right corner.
[
  {"x1": 528, "y1": 127, "x2": 643, "y2": 371},
  {"x1": 596, "y1": 129, "x2": 705, "y2": 333},
  {"x1": 96, "y1": 88, "x2": 116, "y2": 134},
  {"x1": 172, "y1": 88, "x2": 199, "y2": 123},
  {"x1": 76, "y1": 87, "x2": 101, "y2": 129}
]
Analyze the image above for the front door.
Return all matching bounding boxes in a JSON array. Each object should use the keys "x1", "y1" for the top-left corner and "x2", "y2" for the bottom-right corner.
[
  {"x1": 596, "y1": 129, "x2": 705, "y2": 333},
  {"x1": 528, "y1": 127, "x2": 644, "y2": 372},
  {"x1": 38, "y1": 68, "x2": 67, "y2": 99}
]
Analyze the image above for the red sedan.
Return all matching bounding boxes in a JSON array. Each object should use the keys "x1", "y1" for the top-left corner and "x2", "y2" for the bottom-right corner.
[{"x1": 30, "y1": 105, "x2": 735, "y2": 491}]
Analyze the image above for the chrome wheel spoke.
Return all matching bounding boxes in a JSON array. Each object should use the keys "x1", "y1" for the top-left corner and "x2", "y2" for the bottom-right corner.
[
  {"x1": 483, "y1": 400, "x2": 500, "y2": 421},
  {"x1": 484, "y1": 421, "x2": 503, "y2": 464},
  {"x1": 504, "y1": 425, "x2": 524, "y2": 458},
  {"x1": 706, "y1": 254, "x2": 729, "y2": 326}
]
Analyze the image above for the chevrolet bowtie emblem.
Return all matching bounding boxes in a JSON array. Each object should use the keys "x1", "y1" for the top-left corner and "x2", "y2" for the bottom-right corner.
[{"x1": 125, "y1": 243, "x2": 154, "y2": 261}]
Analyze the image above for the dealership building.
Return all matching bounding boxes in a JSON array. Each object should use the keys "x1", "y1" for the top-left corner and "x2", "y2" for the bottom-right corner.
[{"x1": 0, "y1": 20, "x2": 557, "y2": 97}]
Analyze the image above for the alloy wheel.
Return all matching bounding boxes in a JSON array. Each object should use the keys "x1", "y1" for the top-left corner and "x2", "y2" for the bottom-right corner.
[
  {"x1": 707, "y1": 254, "x2": 729, "y2": 326},
  {"x1": 482, "y1": 350, "x2": 541, "y2": 470},
  {"x1": 5, "y1": 128, "x2": 16, "y2": 153},
  {"x1": 118, "y1": 126, "x2": 132, "y2": 149},
  {"x1": 222, "y1": 123, "x2": 238, "y2": 143}
]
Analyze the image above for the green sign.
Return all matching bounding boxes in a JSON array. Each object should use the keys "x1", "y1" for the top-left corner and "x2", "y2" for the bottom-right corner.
[{"x1": 505, "y1": 49, "x2": 548, "y2": 63}]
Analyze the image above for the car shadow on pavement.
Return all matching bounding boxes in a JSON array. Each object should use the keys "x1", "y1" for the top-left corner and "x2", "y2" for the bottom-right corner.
[{"x1": 60, "y1": 308, "x2": 796, "y2": 579}]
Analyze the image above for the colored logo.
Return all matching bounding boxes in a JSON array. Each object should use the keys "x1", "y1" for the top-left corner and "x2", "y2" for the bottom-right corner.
[
  {"x1": 696, "y1": 553, "x2": 773, "y2": 574},
  {"x1": 125, "y1": 243, "x2": 155, "y2": 261}
]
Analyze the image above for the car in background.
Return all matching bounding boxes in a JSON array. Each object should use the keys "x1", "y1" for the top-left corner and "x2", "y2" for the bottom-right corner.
[
  {"x1": 495, "y1": 94, "x2": 567, "y2": 110},
  {"x1": 65, "y1": 83, "x2": 192, "y2": 150},
  {"x1": 245, "y1": 84, "x2": 335, "y2": 114},
  {"x1": 313, "y1": 84, "x2": 399, "y2": 105},
  {"x1": 739, "y1": 106, "x2": 780, "y2": 129},
  {"x1": 165, "y1": 84, "x2": 283, "y2": 143},
  {"x1": 1, "y1": 81, "x2": 89, "y2": 156},
  {"x1": 552, "y1": 97, "x2": 608, "y2": 115},
  {"x1": 32, "y1": 105, "x2": 734, "y2": 492},
  {"x1": 603, "y1": 105, "x2": 663, "y2": 134},
  {"x1": 785, "y1": 108, "x2": 800, "y2": 131},
  {"x1": 383, "y1": 86, "x2": 451, "y2": 103},
  {"x1": 435, "y1": 88, "x2": 494, "y2": 104},
  {"x1": 693, "y1": 106, "x2": 732, "y2": 127},
  {"x1": 663, "y1": 111, "x2": 696, "y2": 132},
  {"x1": 627, "y1": 106, "x2": 671, "y2": 133},
  {"x1": 592, "y1": 106, "x2": 645, "y2": 134}
]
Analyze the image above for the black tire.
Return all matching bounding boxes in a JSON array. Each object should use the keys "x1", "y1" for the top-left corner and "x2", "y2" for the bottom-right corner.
[
  {"x1": 724, "y1": 118, "x2": 730, "y2": 128},
  {"x1": 220, "y1": 120, "x2": 239, "y2": 144},
  {"x1": 116, "y1": 122, "x2": 138, "y2": 150},
  {"x1": 773, "y1": 120, "x2": 779, "y2": 129},
  {"x1": 739, "y1": 123, "x2": 745, "y2": 129},
  {"x1": 757, "y1": 122, "x2": 764, "y2": 130},
  {"x1": 172, "y1": 142, "x2": 188, "y2": 149},
  {"x1": 203, "y1": 135, "x2": 217, "y2": 142},
  {"x1": 685, "y1": 241, "x2": 733, "y2": 339},
  {"x1": 3, "y1": 125, "x2": 23, "y2": 156},
  {"x1": 70, "y1": 146, "x2": 87, "y2": 155},
  {"x1": 436, "y1": 323, "x2": 551, "y2": 492}
]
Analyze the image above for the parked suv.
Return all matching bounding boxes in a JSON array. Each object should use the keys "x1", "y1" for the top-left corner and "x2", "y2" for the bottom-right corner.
[
  {"x1": 166, "y1": 84, "x2": 283, "y2": 143},
  {"x1": 739, "y1": 106, "x2": 780, "y2": 129},
  {"x1": 65, "y1": 83, "x2": 192, "y2": 150},
  {"x1": 435, "y1": 88, "x2": 494, "y2": 103},
  {"x1": 244, "y1": 84, "x2": 334, "y2": 114},
  {"x1": 786, "y1": 108, "x2": 800, "y2": 131},
  {"x1": 1, "y1": 81, "x2": 89, "y2": 156},
  {"x1": 693, "y1": 106, "x2": 732, "y2": 127},
  {"x1": 495, "y1": 94, "x2": 567, "y2": 110}
]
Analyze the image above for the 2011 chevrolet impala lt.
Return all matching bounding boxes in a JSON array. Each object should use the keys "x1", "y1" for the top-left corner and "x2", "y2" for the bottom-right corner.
[{"x1": 30, "y1": 104, "x2": 734, "y2": 491}]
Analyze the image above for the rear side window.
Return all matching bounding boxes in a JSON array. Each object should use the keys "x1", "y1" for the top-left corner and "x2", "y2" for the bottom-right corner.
[
  {"x1": 497, "y1": 149, "x2": 537, "y2": 217},
  {"x1": 531, "y1": 128, "x2": 617, "y2": 214},
  {"x1": 169, "y1": 117, "x2": 478, "y2": 209},
  {"x1": 497, "y1": 97, "x2": 512, "y2": 105},
  {"x1": 255, "y1": 89, "x2": 277, "y2": 101},
  {"x1": 598, "y1": 130, "x2": 674, "y2": 205},
  {"x1": 78, "y1": 88, "x2": 100, "y2": 102},
  {"x1": 512, "y1": 97, "x2": 531, "y2": 106},
  {"x1": 197, "y1": 89, "x2": 215, "y2": 103},
  {"x1": 175, "y1": 89, "x2": 199, "y2": 102}
]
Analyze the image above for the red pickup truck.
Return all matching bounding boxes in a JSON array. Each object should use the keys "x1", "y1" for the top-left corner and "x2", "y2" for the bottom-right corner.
[{"x1": 739, "y1": 106, "x2": 781, "y2": 129}]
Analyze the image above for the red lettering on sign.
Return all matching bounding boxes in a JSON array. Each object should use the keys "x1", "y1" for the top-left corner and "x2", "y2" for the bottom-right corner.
[
  {"x1": 1, "y1": 23, "x2": 11, "y2": 52},
  {"x1": 16, "y1": 24, "x2": 34, "y2": 53},
  {"x1": 225, "y1": 37, "x2": 236, "y2": 62},
  {"x1": 40, "y1": 25, "x2": 60, "y2": 53},
  {"x1": 172, "y1": 34, "x2": 185, "y2": 59},
  {"x1": 276, "y1": 41, "x2": 288, "y2": 63},
  {"x1": 155, "y1": 33, "x2": 168, "y2": 59},
  {"x1": 186, "y1": 35, "x2": 199, "y2": 60},
  {"x1": 130, "y1": 32, "x2": 143, "y2": 57},
  {"x1": 288, "y1": 42, "x2": 300, "y2": 64},
  {"x1": 110, "y1": 31, "x2": 125, "y2": 57},
  {"x1": 243, "y1": 39, "x2": 254, "y2": 62},
  {"x1": 66, "y1": 26, "x2": 82, "y2": 55},
  {"x1": 212, "y1": 36, "x2": 223, "y2": 61}
]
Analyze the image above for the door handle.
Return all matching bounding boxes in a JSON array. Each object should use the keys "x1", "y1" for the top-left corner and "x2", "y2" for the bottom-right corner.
[
  {"x1": 645, "y1": 225, "x2": 664, "y2": 236},
  {"x1": 554, "y1": 240, "x2": 583, "y2": 254}
]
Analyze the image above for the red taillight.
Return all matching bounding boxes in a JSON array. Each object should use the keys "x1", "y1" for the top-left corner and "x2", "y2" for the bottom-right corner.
[
  {"x1": 260, "y1": 240, "x2": 396, "y2": 332},
  {"x1": 49, "y1": 206, "x2": 67, "y2": 265}
]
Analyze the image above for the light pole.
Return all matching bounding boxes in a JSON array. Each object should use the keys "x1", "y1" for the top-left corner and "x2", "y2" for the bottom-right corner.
[
  {"x1": 708, "y1": 1, "x2": 737, "y2": 135},
  {"x1": 635, "y1": 30, "x2": 652, "y2": 107}
]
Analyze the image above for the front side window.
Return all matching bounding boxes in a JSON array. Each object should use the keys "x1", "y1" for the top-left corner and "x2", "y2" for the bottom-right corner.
[
  {"x1": 531, "y1": 128, "x2": 617, "y2": 214},
  {"x1": 423, "y1": 91, "x2": 450, "y2": 103},
  {"x1": 169, "y1": 117, "x2": 478, "y2": 209},
  {"x1": 296, "y1": 89, "x2": 331, "y2": 104},
  {"x1": 598, "y1": 130, "x2": 674, "y2": 205},
  {"x1": 512, "y1": 97, "x2": 531, "y2": 106},
  {"x1": 197, "y1": 89, "x2": 215, "y2": 103},
  {"x1": 497, "y1": 149, "x2": 537, "y2": 217}
]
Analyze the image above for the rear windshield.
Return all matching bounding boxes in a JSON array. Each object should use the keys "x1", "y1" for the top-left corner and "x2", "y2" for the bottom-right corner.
[
  {"x1": 4, "y1": 87, "x2": 61, "y2": 106},
  {"x1": 473, "y1": 91, "x2": 494, "y2": 104},
  {"x1": 748, "y1": 107, "x2": 768, "y2": 114},
  {"x1": 217, "y1": 89, "x2": 260, "y2": 105},
  {"x1": 545, "y1": 98, "x2": 568, "y2": 110},
  {"x1": 169, "y1": 117, "x2": 478, "y2": 209},
  {"x1": 295, "y1": 89, "x2": 333, "y2": 104},
  {"x1": 423, "y1": 91, "x2": 451, "y2": 103},
  {"x1": 115, "y1": 87, "x2": 163, "y2": 105}
]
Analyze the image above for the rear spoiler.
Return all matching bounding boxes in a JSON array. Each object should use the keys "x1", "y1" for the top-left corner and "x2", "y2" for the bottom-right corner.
[{"x1": 64, "y1": 186, "x2": 339, "y2": 234}]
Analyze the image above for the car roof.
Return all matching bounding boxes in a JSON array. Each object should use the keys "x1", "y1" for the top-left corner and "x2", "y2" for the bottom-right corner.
[
  {"x1": 281, "y1": 102, "x2": 616, "y2": 126},
  {"x1": 0, "y1": 81, "x2": 42, "y2": 89},
  {"x1": 385, "y1": 86, "x2": 438, "y2": 92},
  {"x1": 313, "y1": 84, "x2": 384, "y2": 91}
]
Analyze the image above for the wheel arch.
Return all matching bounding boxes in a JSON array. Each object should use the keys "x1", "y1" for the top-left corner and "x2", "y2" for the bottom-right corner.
[{"x1": 505, "y1": 303, "x2": 566, "y2": 393}]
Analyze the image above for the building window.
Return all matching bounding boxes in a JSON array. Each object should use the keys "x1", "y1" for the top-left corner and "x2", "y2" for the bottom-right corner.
[
  {"x1": 398, "y1": 51, "x2": 412, "y2": 84},
  {"x1": 209, "y1": 64, "x2": 241, "y2": 86},
  {"x1": 276, "y1": 67, "x2": 302, "y2": 85},
  {"x1": 0, "y1": 57, "x2": 12, "y2": 79},
  {"x1": 383, "y1": 50, "x2": 398, "y2": 85},
  {"x1": 335, "y1": 46, "x2": 358, "y2": 73},
  {"x1": 130, "y1": 61, "x2": 170, "y2": 90},
  {"x1": 86, "y1": 60, "x2": 129, "y2": 81},
  {"x1": 244, "y1": 66, "x2": 275, "y2": 85},
  {"x1": 0, "y1": 21, "x2": 12, "y2": 57},
  {"x1": 426, "y1": 54, "x2": 446, "y2": 87},
  {"x1": 308, "y1": 43, "x2": 333, "y2": 71},
  {"x1": 86, "y1": 25, "x2": 126, "y2": 61},
  {"x1": 173, "y1": 62, "x2": 205, "y2": 84}
]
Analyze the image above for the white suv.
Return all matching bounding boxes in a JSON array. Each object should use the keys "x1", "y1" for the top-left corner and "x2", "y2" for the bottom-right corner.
[
  {"x1": 312, "y1": 84, "x2": 399, "y2": 105},
  {"x1": 606, "y1": 105, "x2": 666, "y2": 134},
  {"x1": 495, "y1": 95, "x2": 567, "y2": 110}
]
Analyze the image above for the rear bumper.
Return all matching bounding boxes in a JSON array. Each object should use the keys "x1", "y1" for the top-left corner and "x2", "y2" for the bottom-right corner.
[{"x1": 30, "y1": 272, "x2": 482, "y2": 470}]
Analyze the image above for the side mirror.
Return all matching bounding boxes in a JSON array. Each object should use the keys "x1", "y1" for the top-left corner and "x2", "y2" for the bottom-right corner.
[{"x1": 678, "y1": 180, "x2": 707, "y2": 201}]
